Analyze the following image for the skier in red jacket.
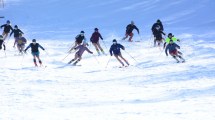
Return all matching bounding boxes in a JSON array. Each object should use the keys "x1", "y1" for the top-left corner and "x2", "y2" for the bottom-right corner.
[{"x1": 90, "y1": 28, "x2": 105, "y2": 55}]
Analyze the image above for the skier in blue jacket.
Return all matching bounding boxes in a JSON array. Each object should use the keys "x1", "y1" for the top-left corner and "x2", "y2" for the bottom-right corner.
[
  {"x1": 109, "y1": 39, "x2": 129, "y2": 66},
  {"x1": 165, "y1": 40, "x2": 185, "y2": 63}
]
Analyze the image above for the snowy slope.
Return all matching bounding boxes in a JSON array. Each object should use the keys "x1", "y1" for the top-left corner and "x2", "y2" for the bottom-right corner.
[
  {"x1": 1, "y1": 36, "x2": 215, "y2": 120},
  {"x1": 1, "y1": 0, "x2": 215, "y2": 120}
]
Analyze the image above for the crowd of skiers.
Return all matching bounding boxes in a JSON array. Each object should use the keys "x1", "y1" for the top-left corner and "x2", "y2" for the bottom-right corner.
[{"x1": 0, "y1": 19, "x2": 185, "y2": 67}]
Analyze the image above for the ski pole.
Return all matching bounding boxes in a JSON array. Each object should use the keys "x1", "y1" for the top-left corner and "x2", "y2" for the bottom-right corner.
[
  {"x1": 105, "y1": 56, "x2": 111, "y2": 69},
  {"x1": 20, "y1": 54, "x2": 25, "y2": 66},
  {"x1": 101, "y1": 40, "x2": 108, "y2": 49},
  {"x1": 4, "y1": 50, "x2": 6, "y2": 57},
  {"x1": 138, "y1": 34, "x2": 143, "y2": 41},
  {"x1": 147, "y1": 34, "x2": 153, "y2": 48},
  {"x1": 124, "y1": 50, "x2": 138, "y2": 63},
  {"x1": 62, "y1": 53, "x2": 71, "y2": 61},
  {"x1": 159, "y1": 48, "x2": 165, "y2": 56},
  {"x1": 44, "y1": 50, "x2": 51, "y2": 57},
  {"x1": 92, "y1": 54, "x2": 100, "y2": 64},
  {"x1": 67, "y1": 42, "x2": 75, "y2": 52}
]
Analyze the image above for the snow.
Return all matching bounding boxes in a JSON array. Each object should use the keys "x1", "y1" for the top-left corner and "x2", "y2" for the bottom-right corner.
[{"x1": 1, "y1": 0, "x2": 215, "y2": 120}]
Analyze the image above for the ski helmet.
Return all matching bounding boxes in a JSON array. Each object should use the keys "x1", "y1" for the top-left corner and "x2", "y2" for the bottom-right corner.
[
  {"x1": 14, "y1": 25, "x2": 18, "y2": 28},
  {"x1": 157, "y1": 19, "x2": 161, "y2": 23},
  {"x1": 169, "y1": 40, "x2": 174, "y2": 44},
  {"x1": 94, "y1": 28, "x2": 98, "y2": 31},
  {"x1": 168, "y1": 33, "x2": 173, "y2": 37},
  {"x1": 113, "y1": 39, "x2": 117, "y2": 43},
  {"x1": 7, "y1": 20, "x2": 10, "y2": 24},
  {"x1": 131, "y1": 21, "x2": 134, "y2": 24},
  {"x1": 32, "y1": 39, "x2": 36, "y2": 42},
  {"x1": 80, "y1": 31, "x2": 85, "y2": 33}
]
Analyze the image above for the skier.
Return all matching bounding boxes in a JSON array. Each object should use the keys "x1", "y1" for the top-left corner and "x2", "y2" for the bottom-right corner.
[
  {"x1": 90, "y1": 28, "x2": 105, "y2": 55},
  {"x1": 0, "y1": 35, "x2": 6, "y2": 50},
  {"x1": 165, "y1": 40, "x2": 185, "y2": 63},
  {"x1": 16, "y1": 33, "x2": 27, "y2": 54},
  {"x1": 69, "y1": 31, "x2": 87, "y2": 52},
  {"x1": 109, "y1": 39, "x2": 129, "y2": 67},
  {"x1": 68, "y1": 41, "x2": 93, "y2": 65},
  {"x1": 24, "y1": 39, "x2": 45, "y2": 67},
  {"x1": 1, "y1": 20, "x2": 13, "y2": 40},
  {"x1": 122, "y1": 21, "x2": 139, "y2": 42},
  {"x1": 163, "y1": 33, "x2": 180, "y2": 48},
  {"x1": 151, "y1": 19, "x2": 165, "y2": 43},
  {"x1": 153, "y1": 26, "x2": 166, "y2": 47},
  {"x1": 10, "y1": 25, "x2": 24, "y2": 47},
  {"x1": 151, "y1": 19, "x2": 164, "y2": 34}
]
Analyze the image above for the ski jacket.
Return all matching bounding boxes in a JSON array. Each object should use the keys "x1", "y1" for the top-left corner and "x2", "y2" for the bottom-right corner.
[
  {"x1": 151, "y1": 22, "x2": 164, "y2": 33},
  {"x1": 25, "y1": 43, "x2": 45, "y2": 53},
  {"x1": 165, "y1": 43, "x2": 180, "y2": 55},
  {"x1": 1, "y1": 24, "x2": 13, "y2": 33},
  {"x1": 16, "y1": 37, "x2": 27, "y2": 45},
  {"x1": 165, "y1": 37, "x2": 178, "y2": 43},
  {"x1": 163, "y1": 37, "x2": 179, "y2": 48},
  {"x1": 10, "y1": 29, "x2": 24, "y2": 37},
  {"x1": 90, "y1": 32, "x2": 103, "y2": 43},
  {"x1": 75, "y1": 34, "x2": 86, "y2": 44},
  {"x1": 109, "y1": 43, "x2": 124, "y2": 56},
  {"x1": 75, "y1": 45, "x2": 92, "y2": 57},
  {"x1": 126, "y1": 24, "x2": 139, "y2": 34}
]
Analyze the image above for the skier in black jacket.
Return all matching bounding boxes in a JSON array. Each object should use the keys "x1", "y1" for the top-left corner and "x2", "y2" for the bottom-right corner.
[
  {"x1": 24, "y1": 39, "x2": 45, "y2": 67},
  {"x1": 10, "y1": 25, "x2": 24, "y2": 47},
  {"x1": 153, "y1": 26, "x2": 165, "y2": 47},
  {"x1": 69, "y1": 31, "x2": 87, "y2": 52},
  {"x1": 151, "y1": 19, "x2": 164, "y2": 33},
  {"x1": 122, "y1": 21, "x2": 139, "y2": 42},
  {"x1": 1, "y1": 20, "x2": 13, "y2": 40}
]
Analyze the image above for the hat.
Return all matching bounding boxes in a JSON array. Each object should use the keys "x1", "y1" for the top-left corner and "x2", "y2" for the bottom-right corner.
[
  {"x1": 113, "y1": 39, "x2": 117, "y2": 42},
  {"x1": 169, "y1": 40, "x2": 174, "y2": 43},
  {"x1": 80, "y1": 31, "x2": 85, "y2": 33},
  {"x1": 32, "y1": 39, "x2": 36, "y2": 42},
  {"x1": 14, "y1": 25, "x2": 18, "y2": 28},
  {"x1": 131, "y1": 21, "x2": 134, "y2": 24},
  {"x1": 168, "y1": 33, "x2": 173, "y2": 37},
  {"x1": 94, "y1": 28, "x2": 98, "y2": 31},
  {"x1": 157, "y1": 19, "x2": 161, "y2": 23},
  {"x1": 7, "y1": 20, "x2": 10, "y2": 23}
]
